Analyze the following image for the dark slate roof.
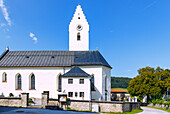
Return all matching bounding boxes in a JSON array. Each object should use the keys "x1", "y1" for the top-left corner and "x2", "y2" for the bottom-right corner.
[
  {"x1": 0, "y1": 50, "x2": 111, "y2": 68},
  {"x1": 61, "y1": 66, "x2": 90, "y2": 77}
]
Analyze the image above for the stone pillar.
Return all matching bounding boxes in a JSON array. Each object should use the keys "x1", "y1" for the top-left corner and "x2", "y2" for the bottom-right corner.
[
  {"x1": 128, "y1": 97, "x2": 131, "y2": 102},
  {"x1": 42, "y1": 93, "x2": 49, "y2": 108},
  {"x1": 134, "y1": 96, "x2": 137, "y2": 102},
  {"x1": 21, "y1": 93, "x2": 29, "y2": 107}
]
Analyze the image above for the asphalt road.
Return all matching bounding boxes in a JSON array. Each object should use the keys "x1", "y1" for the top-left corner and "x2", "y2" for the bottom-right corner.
[
  {"x1": 137, "y1": 107, "x2": 170, "y2": 114},
  {"x1": 0, "y1": 107, "x2": 95, "y2": 114}
]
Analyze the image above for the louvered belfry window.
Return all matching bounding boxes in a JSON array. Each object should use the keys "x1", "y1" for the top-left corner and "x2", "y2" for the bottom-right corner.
[{"x1": 77, "y1": 32, "x2": 80, "y2": 41}]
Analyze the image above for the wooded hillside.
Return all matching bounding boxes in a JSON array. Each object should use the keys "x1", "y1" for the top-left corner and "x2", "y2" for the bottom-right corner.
[{"x1": 111, "y1": 77, "x2": 132, "y2": 88}]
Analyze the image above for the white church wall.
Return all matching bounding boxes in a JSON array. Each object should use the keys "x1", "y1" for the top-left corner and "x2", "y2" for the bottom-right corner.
[
  {"x1": 79, "y1": 66, "x2": 103, "y2": 101},
  {"x1": 0, "y1": 68, "x2": 67, "y2": 98},
  {"x1": 61, "y1": 77, "x2": 90, "y2": 100},
  {"x1": 102, "y1": 66, "x2": 111, "y2": 101},
  {"x1": 0, "y1": 66, "x2": 109, "y2": 101}
]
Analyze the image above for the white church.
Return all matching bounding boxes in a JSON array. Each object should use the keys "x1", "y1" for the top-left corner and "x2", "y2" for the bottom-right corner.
[{"x1": 0, "y1": 5, "x2": 112, "y2": 101}]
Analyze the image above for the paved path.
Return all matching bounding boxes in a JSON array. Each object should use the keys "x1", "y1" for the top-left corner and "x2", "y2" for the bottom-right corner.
[
  {"x1": 0, "y1": 107, "x2": 95, "y2": 114},
  {"x1": 137, "y1": 107, "x2": 170, "y2": 114}
]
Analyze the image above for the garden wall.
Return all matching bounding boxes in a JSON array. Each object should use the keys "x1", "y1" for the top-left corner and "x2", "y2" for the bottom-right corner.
[{"x1": 0, "y1": 93, "x2": 29, "y2": 107}]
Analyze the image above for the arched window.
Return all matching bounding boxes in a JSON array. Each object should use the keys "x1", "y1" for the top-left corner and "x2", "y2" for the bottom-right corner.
[
  {"x1": 91, "y1": 75, "x2": 95, "y2": 91},
  {"x1": 2, "y1": 72, "x2": 7, "y2": 82},
  {"x1": 57, "y1": 73, "x2": 62, "y2": 92},
  {"x1": 16, "y1": 74, "x2": 22, "y2": 89},
  {"x1": 30, "y1": 74, "x2": 35, "y2": 89},
  {"x1": 77, "y1": 32, "x2": 80, "y2": 41}
]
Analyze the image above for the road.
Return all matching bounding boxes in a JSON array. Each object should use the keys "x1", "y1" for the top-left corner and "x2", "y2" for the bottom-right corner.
[
  {"x1": 0, "y1": 107, "x2": 95, "y2": 114},
  {"x1": 137, "y1": 107, "x2": 170, "y2": 114}
]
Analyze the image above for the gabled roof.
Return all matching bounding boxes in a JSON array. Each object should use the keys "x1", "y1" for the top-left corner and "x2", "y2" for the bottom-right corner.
[
  {"x1": 61, "y1": 66, "x2": 90, "y2": 77},
  {"x1": 0, "y1": 50, "x2": 111, "y2": 68}
]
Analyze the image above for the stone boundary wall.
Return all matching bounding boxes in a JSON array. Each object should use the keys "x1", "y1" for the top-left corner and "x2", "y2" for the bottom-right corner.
[
  {"x1": 148, "y1": 103, "x2": 169, "y2": 109},
  {"x1": 0, "y1": 97, "x2": 21, "y2": 107},
  {"x1": 48, "y1": 99, "x2": 140, "y2": 112},
  {"x1": 0, "y1": 93, "x2": 29, "y2": 107}
]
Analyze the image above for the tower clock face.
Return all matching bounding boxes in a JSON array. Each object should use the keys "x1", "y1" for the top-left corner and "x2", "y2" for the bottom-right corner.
[{"x1": 77, "y1": 25, "x2": 83, "y2": 31}]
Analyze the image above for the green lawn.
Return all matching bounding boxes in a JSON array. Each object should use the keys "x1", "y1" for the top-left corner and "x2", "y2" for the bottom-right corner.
[
  {"x1": 101, "y1": 109, "x2": 143, "y2": 114},
  {"x1": 111, "y1": 88, "x2": 128, "y2": 91},
  {"x1": 142, "y1": 106, "x2": 170, "y2": 112}
]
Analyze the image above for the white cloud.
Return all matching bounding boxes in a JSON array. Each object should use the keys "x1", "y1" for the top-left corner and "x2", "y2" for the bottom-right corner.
[
  {"x1": 30, "y1": 32, "x2": 35, "y2": 38},
  {"x1": 33, "y1": 37, "x2": 37, "y2": 43},
  {"x1": 0, "y1": 0, "x2": 11, "y2": 26},
  {"x1": 29, "y1": 32, "x2": 38, "y2": 44}
]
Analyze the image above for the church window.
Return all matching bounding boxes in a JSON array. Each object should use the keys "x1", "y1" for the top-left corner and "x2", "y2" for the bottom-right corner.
[
  {"x1": 57, "y1": 74, "x2": 62, "y2": 92},
  {"x1": 16, "y1": 74, "x2": 22, "y2": 89},
  {"x1": 68, "y1": 79, "x2": 73, "y2": 84},
  {"x1": 80, "y1": 92, "x2": 84, "y2": 97},
  {"x1": 30, "y1": 74, "x2": 35, "y2": 89},
  {"x1": 68, "y1": 92, "x2": 73, "y2": 97},
  {"x1": 77, "y1": 32, "x2": 80, "y2": 41},
  {"x1": 2, "y1": 72, "x2": 7, "y2": 82},
  {"x1": 91, "y1": 75, "x2": 95, "y2": 91},
  {"x1": 79, "y1": 79, "x2": 84, "y2": 84}
]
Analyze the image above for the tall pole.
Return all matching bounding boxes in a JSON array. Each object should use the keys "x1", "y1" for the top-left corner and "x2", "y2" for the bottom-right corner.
[{"x1": 89, "y1": 78, "x2": 91, "y2": 111}]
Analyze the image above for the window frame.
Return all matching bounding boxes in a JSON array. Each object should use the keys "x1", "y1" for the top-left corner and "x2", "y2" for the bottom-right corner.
[
  {"x1": 68, "y1": 79, "x2": 73, "y2": 84},
  {"x1": 16, "y1": 74, "x2": 22, "y2": 90},
  {"x1": 75, "y1": 92, "x2": 78, "y2": 97},
  {"x1": 2, "y1": 72, "x2": 7, "y2": 82},
  {"x1": 77, "y1": 32, "x2": 81, "y2": 41},
  {"x1": 80, "y1": 92, "x2": 84, "y2": 97},
  {"x1": 91, "y1": 75, "x2": 95, "y2": 91},
  {"x1": 30, "y1": 74, "x2": 35, "y2": 90},
  {"x1": 79, "y1": 79, "x2": 84, "y2": 84},
  {"x1": 68, "y1": 92, "x2": 73, "y2": 97}
]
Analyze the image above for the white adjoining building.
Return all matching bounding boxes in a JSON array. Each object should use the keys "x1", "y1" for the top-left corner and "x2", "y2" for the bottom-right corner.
[{"x1": 0, "y1": 5, "x2": 112, "y2": 101}]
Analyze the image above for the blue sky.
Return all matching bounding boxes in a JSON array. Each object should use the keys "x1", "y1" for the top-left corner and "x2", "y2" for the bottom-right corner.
[{"x1": 0, "y1": 0, "x2": 170, "y2": 78}]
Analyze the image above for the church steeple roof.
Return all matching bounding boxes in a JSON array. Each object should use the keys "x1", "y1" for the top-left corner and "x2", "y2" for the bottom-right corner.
[{"x1": 70, "y1": 4, "x2": 88, "y2": 24}]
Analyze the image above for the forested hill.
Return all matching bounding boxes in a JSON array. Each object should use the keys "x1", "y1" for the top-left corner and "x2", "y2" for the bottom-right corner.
[{"x1": 111, "y1": 77, "x2": 132, "y2": 88}]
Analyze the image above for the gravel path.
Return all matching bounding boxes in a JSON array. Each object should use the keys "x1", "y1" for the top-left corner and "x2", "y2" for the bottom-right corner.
[{"x1": 137, "y1": 107, "x2": 170, "y2": 114}]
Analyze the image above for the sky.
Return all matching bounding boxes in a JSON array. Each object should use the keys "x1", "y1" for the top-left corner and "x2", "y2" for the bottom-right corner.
[{"x1": 0, "y1": 0, "x2": 170, "y2": 78}]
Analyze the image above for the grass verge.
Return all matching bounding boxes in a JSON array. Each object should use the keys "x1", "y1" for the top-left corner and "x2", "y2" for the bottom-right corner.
[
  {"x1": 101, "y1": 109, "x2": 143, "y2": 114},
  {"x1": 142, "y1": 106, "x2": 170, "y2": 112}
]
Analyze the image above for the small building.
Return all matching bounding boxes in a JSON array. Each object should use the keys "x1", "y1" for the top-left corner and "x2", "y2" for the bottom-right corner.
[{"x1": 111, "y1": 89, "x2": 130, "y2": 101}]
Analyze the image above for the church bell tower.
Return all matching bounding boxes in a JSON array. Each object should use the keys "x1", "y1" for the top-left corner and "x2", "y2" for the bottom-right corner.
[{"x1": 69, "y1": 5, "x2": 89, "y2": 51}]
